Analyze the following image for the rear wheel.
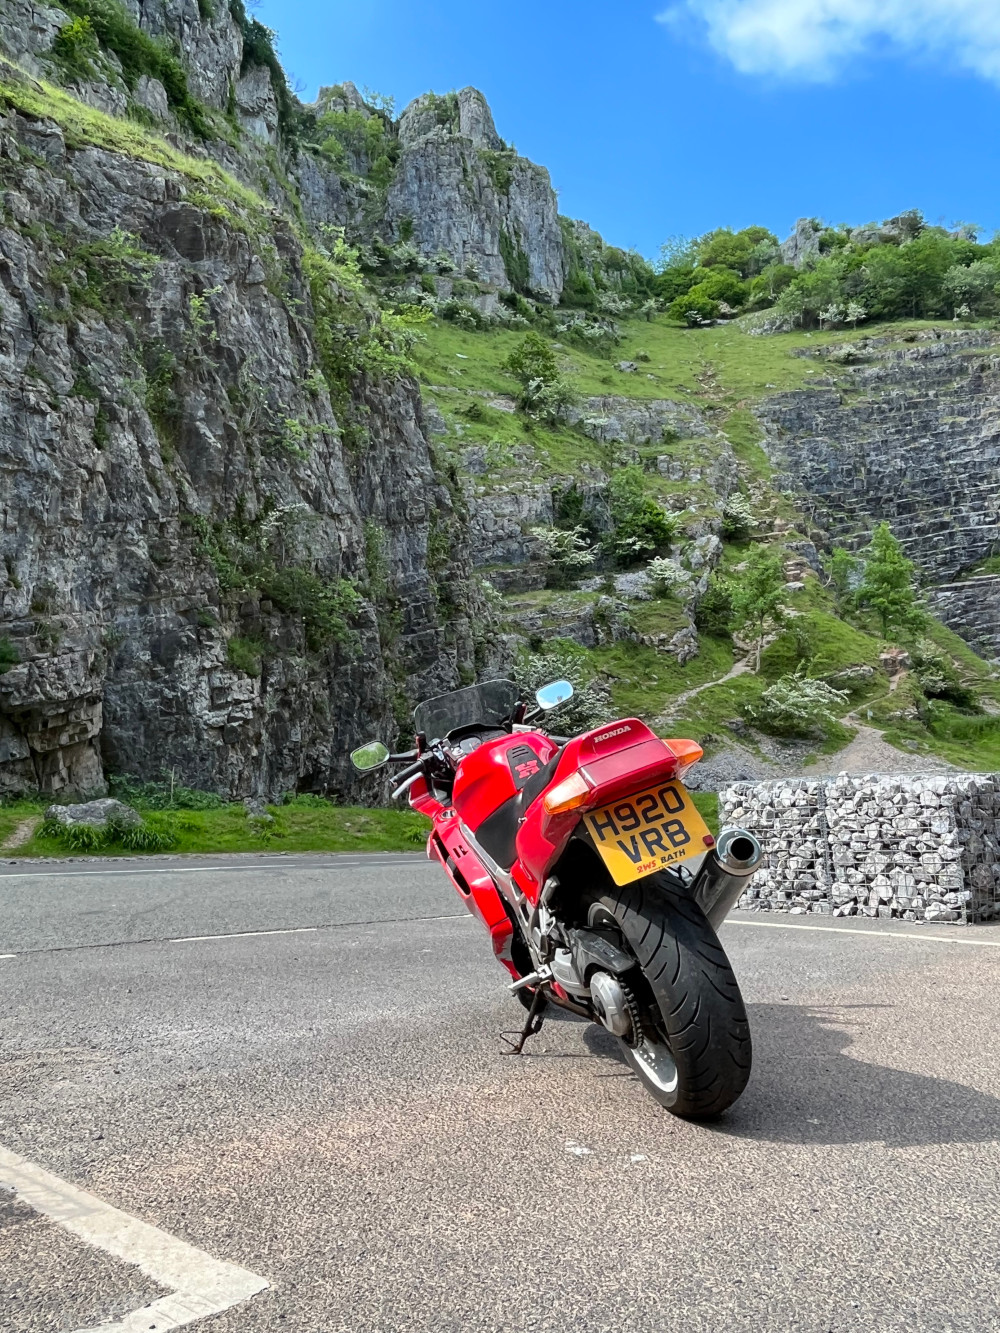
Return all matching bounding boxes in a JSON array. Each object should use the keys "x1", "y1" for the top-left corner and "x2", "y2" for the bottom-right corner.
[{"x1": 588, "y1": 875, "x2": 751, "y2": 1118}]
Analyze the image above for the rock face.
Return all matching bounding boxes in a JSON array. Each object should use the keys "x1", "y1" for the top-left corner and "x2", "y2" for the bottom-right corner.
[
  {"x1": 2, "y1": 0, "x2": 277, "y2": 142},
  {"x1": 757, "y1": 330, "x2": 1000, "y2": 656},
  {"x1": 779, "y1": 217, "x2": 822, "y2": 268},
  {"x1": 3, "y1": 5, "x2": 578, "y2": 300},
  {"x1": 926, "y1": 577, "x2": 1000, "y2": 661},
  {"x1": 722, "y1": 773, "x2": 1000, "y2": 923},
  {"x1": 383, "y1": 88, "x2": 564, "y2": 300},
  {"x1": 0, "y1": 106, "x2": 478, "y2": 798}
]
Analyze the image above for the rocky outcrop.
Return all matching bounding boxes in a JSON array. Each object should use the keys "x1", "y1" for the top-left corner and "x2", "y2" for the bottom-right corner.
[
  {"x1": 125, "y1": 0, "x2": 243, "y2": 114},
  {"x1": 1, "y1": 0, "x2": 280, "y2": 147},
  {"x1": 383, "y1": 88, "x2": 564, "y2": 300},
  {"x1": 926, "y1": 577, "x2": 1000, "y2": 662},
  {"x1": 0, "y1": 1, "x2": 63, "y2": 76},
  {"x1": 779, "y1": 217, "x2": 822, "y2": 268},
  {"x1": 566, "y1": 396, "x2": 714, "y2": 446},
  {"x1": 0, "y1": 104, "x2": 477, "y2": 798},
  {"x1": 5, "y1": 4, "x2": 568, "y2": 298}
]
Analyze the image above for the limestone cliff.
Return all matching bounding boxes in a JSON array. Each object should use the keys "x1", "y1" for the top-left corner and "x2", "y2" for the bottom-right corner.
[
  {"x1": 2, "y1": 0, "x2": 1000, "y2": 809},
  {"x1": 0, "y1": 80, "x2": 479, "y2": 798}
]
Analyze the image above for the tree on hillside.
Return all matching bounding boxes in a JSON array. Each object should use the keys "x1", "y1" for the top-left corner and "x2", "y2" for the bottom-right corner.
[
  {"x1": 827, "y1": 546, "x2": 861, "y2": 607},
  {"x1": 729, "y1": 546, "x2": 786, "y2": 672},
  {"x1": 503, "y1": 331, "x2": 557, "y2": 386},
  {"x1": 502, "y1": 331, "x2": 575, "y2": 423},
  {"x1": 854, "y1": 522, "x2": 925, "y2": 637},
  {"x1": 941, "y1": 260, "x2": 1000, "y2": 318},
  {"x1": 605, "y1": 466, "x2": 676, "y2": 566}
]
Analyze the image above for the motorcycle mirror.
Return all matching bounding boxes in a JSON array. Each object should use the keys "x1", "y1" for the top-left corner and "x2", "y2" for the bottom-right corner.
[
  {"x1": 350, "y1": 741, "x2": 390, "y2": 772},
  {"x1": 535, "y1": 679, "x2": 574, "y2": 712}
]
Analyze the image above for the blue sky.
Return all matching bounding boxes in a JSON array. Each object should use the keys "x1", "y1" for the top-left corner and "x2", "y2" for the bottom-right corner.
[{"x1": 253, "y1": 0, "x2": 1000, "y2": 260}]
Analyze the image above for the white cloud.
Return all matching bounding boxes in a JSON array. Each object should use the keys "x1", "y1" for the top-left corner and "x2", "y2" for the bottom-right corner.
[{"x1": 660, "y1": 0, "x2": 1000, "y2": 83}]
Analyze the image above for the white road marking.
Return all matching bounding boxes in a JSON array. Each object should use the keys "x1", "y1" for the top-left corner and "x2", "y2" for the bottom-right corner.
[
  {"x1": 0, "y1": 953, "x2": 15, "y2": 960},
  {"x1": 0, "y1": 1145, "x2": 267, "y2": 1332},
  {"x1": 724, "y1": 918, "x2": 1000, "y2": 947},
  {"x1": 170, "y1": 925, "x2": 320, "y2": 944},
  {"x1": 169, "y1": 913, "x2": 472, "y2": 946},
  {"x1": 0, "y1": 858, "x2": 428, "y2": 882}
]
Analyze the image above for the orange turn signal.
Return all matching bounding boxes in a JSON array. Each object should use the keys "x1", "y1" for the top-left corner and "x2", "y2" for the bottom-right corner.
[
  {"x1": 542, "y1": 771, "x2": 593, "y2": 816},
  {"x1": 663, "y1": 737, "x2": 704, "y2": 776}
]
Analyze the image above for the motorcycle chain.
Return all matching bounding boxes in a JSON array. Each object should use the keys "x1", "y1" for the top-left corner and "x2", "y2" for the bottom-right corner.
[{"x1": 616, "y1": 975, "x2": 646, "y2": 1049}]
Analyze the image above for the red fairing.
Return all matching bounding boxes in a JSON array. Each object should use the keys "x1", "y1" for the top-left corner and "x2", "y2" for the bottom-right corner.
[
  {"x1": 425, "y1": 804, "x2": 519, "y2": 977},
  {"x1": 513, "y1": 719, "x2": 682, "y2": 901},
  {"x1": 452, "y1": 732, "x2": 559, "y2": 832}
]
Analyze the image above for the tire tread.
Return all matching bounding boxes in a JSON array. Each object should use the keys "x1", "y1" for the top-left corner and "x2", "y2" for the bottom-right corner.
[{"x1": 596, "y1": 875, "x2": 751, "y2": 1118}]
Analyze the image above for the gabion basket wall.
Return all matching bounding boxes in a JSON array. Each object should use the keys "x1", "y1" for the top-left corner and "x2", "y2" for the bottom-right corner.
[{"x1": 720, "y1": 774, "x2": 1000, "y2": 925}]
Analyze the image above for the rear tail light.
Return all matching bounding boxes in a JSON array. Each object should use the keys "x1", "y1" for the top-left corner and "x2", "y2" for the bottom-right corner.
[{"x1": 542, "y1": 771, "x2": 593, "y2": 816}]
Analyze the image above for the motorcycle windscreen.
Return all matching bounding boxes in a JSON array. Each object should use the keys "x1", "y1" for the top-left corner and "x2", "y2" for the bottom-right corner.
[
  {"x1": 413, "y1": 679, "x2": 521, "y2": 743},
  {"x1": 582, "y1": 779, "x2": 712, "y2": 886}
]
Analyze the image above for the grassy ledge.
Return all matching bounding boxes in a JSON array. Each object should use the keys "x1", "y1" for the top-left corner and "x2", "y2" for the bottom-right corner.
[{"x1": 0, "y1": 67, "x2": 274, "y2": 221}]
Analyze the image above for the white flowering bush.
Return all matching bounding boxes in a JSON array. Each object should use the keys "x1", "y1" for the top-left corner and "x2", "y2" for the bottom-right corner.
[
  {"x1": 530, "y1": 525, "x2": 595, "y2": 586},
  {"x1": 519, "y1": 375, "x2": 576, "y2": 423},
  {"x1": 517, "y1": 648, "x2": 614, "y2": 734},
  {"x1": 747, "y1": 667, "x2": 849, "y2": 737},
  {"x1": 646, "y1": 556, "x2": 690, "y2": 596},
  {"x1": 721, "y1": 492, "x2": 758, "y2": 540}
]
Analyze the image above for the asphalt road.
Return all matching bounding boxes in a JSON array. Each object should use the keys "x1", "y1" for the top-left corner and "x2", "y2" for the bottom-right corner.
[{"x1": 2, "y1": 853, "x2": 1000, "y2": 1333}]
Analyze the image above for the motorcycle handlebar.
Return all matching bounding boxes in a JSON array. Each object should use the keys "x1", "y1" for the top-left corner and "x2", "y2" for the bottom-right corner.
[{"x1": 390, "y1": 758, "x2": 425, "y2": 789}]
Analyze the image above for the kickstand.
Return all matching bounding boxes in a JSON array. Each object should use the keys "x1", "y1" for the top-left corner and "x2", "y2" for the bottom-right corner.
[{"x1": 501, "y1": 987, "x2": 547, "y2": 1055}]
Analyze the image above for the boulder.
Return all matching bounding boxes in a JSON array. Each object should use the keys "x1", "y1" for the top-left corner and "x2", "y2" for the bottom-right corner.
[{"x1": 44, "y1": 798, "x2": 141, "y2": 829}]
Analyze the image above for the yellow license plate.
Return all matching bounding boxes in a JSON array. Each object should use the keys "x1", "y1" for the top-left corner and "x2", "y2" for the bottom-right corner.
[{"x1": 582, "y1": 780, "x2": 710, "y2": 886}]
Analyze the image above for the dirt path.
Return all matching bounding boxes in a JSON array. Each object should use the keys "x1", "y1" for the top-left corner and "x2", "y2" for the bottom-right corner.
[
  {"x1": 659, "y1": 656, "x2": 752, "y2": 722},
  {"x1": 1, "y1": 816, "x2": 41, "y2": 850},
  {"x1": 801, "y1": 721, "x2": 958, "y2": 778}
]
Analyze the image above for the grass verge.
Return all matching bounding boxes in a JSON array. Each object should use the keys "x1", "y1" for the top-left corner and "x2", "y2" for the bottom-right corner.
[{"x1": 2, "y1": 797, "x2": 431, "y2": 858}]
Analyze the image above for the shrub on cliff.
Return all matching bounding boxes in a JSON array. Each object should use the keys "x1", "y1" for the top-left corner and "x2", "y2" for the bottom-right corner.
[
  {"x1": 54, "y1": 0, "x2": 210, "y2": 137},
  {"x1": 667, "y1": 290, "x2": 719, "y2": 326},
  {"x1": 517, "y1": 646, "x2": 614, "y2": 733},
  {"x1": 503, "y1": 332, "x2": 575, "y2": 421},
  {"x1": 530, "y1": 525, "x2": 595, "y2": 589},
  {"x1": 605, "y1": 467, "x2": 677, "y2": 566},
  {"x1": 503, "y1": 331, "x2": 558, "y2": 385},
  {"x1": 747, "y1": 667, "x2": 849, "y2": 738},
  {"x1": 729, "y1": 546, "x2": 786, "y2": 671},
  {"x1": 911, "y1": 640, "x2": 978, "y2": 710},
  {"x1": 721, "y1": 493, "x2": 758, "y2": 541},
  {"x1": 694, "y1": 576, "x2": 733, "y2": 637}
]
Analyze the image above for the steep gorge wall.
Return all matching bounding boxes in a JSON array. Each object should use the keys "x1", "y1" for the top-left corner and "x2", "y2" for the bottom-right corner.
[
  {"x1": 0, "y1": 97, "x2": 479, "y2": 798},
  {"x1": 757, "y1": 330, "x2": 1000, "y2": 658}
]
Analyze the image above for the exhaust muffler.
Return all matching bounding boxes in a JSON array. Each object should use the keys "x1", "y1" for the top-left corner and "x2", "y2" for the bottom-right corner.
[{"x1": 690, "y1": 827, "x2": 763, "y2": 933}]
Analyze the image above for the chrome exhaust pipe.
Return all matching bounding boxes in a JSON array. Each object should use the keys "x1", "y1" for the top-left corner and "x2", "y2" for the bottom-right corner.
[{"x1": 690, "y1": 827, "x2": 763, "y2": 933}]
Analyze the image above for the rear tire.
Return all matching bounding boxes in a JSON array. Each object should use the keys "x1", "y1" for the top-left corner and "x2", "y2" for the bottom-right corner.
[{"x1": 589, "y1": 875, "x2": 751, "y2": 1118}]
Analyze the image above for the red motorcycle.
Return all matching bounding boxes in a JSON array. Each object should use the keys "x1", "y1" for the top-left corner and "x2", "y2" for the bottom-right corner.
[{"x1": 352, "y1": 678, "x2": 762, "y2": 1117}]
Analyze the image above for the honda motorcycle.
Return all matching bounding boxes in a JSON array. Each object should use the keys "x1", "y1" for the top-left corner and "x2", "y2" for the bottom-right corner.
[{"x1": 352, "y1": 678, "x2": 762, "y2": 1117}]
